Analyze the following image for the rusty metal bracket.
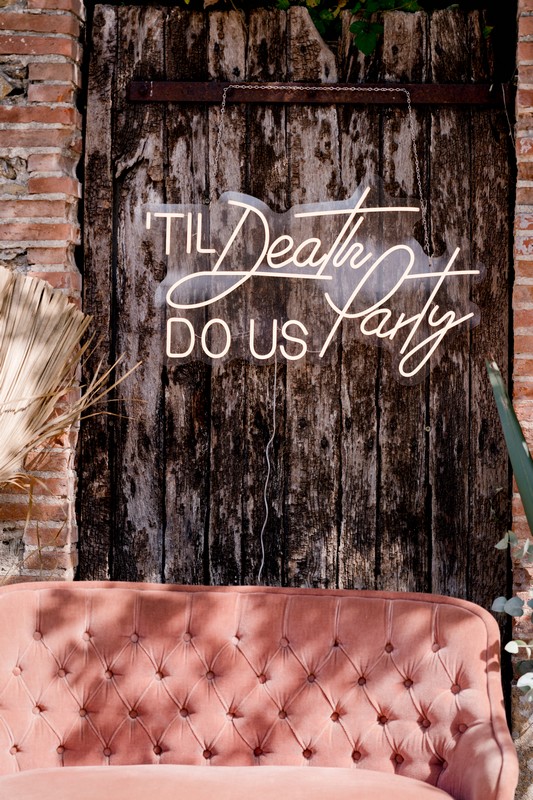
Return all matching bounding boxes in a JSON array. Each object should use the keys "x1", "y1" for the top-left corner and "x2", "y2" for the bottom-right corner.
[{"x1": 127, "y1": 81, "x2": 512, "y2": 107}]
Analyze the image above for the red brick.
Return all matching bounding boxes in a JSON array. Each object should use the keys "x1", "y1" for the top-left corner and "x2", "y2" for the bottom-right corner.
[
  {"x1": 28, "y1": 84, "x2": 76, "y2": 104},
  {"x1": 513, "y1": 284, "x2": 533, "y2": 305},
  {"x1": 28, "y1": 270, "x2": 82, "y2": 290},
  {"x1": 0, "y1": 34, "x2": 80, "y2": 60},
  {"x1": 0, "y1": 500, "x2": 69, "y2": 522},
  {"x1": 28, "y1": 62, "x2": 79, "y2": 84},
  {"x1": 0, "y1": 106, "x2": 79, "y2": 125},
  {"x1": 514, "y1": 310, "x2": 533, "y2": 329},
  {"x1": 518, "y1": 42, "x2": 533, "y2": 62},
  {"x1": 27, "y1": 246, "x2": 71, "y2": 265},
  {"x1": 518, "y1": 164, "x2": 533, "y2": 183},
  {"x1": 24, "y1": 549, "x2": 78, "y2": 571},
  {"x1": 514, "y1": 335, "x2": 533, "y2": 353},
  {"x1": 514, "y1": 261, "x2": 533, "y2": 280},
  {"x1": 0, "y1": 222, "x2": 76, "y2": 241},
  {"x1": 521, "y1": 0, "x2": 533, "y2": 10},
  {"x1": 517, "y1": 136, "x2": 533, "y2": 156},
  {"x1": 28, "y1": 176, "x2": 81, "y2": 197},
  {"x1": 0, "y1": 199, "x2": 69, "y2": 218},
  {"x1": 27, "y1": 153, "x2": 77, "y2": 174},
  {"x1": 516, "y1": 235, "x2": 533, "y2": 256},
  {"x1": 517, "y1": 188, "x2": 533, "y2": 206},
  {"x1": 513, "y1": 383, "x2": 533, "y2": 399},
  {"x1": 25, "y1": 449, "x2": 72, "y2": 472},
  {"x1": 23, "y1": 523, "x2": 76, "y2": 547},
  {"x1": 27, "y1": 0, "x2": 84, "y2": 19},
  {"x1": 0, "y1": 128, "x2": 75, "y2": 148},
  {"x1": 521, "y1": 16, "x2": 533, "y2": 37},
  {"x1": 515, "y1": 213, "x2": 533, "y2": 231},
  {"x1": 0, "y1": 12, "x2": 79, "y2": 37},
  {"x1": 519, "y1": 89, "x2": 533, "y2": 109}
]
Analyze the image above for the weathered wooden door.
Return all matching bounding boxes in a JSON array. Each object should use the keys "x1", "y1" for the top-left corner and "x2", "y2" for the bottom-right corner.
[{"x1": 80, "y1": 6, "x2": 513, "y2": 611}]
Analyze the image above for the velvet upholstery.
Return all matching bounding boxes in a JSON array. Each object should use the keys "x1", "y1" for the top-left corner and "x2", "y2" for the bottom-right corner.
[{"x1": 0, "y1": 582, "x2": 518, "y2": 800}]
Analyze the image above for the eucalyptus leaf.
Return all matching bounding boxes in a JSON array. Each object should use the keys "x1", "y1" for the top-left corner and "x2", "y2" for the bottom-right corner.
[
  {"x1": 517, "y1": 672, "x2": 533, "y2": 690},
  {"x1": 504, "y1": 597, "x2": 525, "y2": 617},
  {"x1": 491, "y1": 596, "x2": 507, "y2": 612},
  {"x1": 505, "y1": 641, "x2": 520, "y2": 654}
]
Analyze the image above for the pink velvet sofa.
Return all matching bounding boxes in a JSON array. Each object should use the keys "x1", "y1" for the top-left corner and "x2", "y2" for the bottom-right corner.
[{"x1": 0, "y1": 582, "x2": 518, "y2": 800}]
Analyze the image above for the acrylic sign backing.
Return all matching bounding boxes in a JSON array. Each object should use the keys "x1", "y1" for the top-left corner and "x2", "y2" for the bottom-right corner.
[{"x1": 146, "y1": 185, "x2": 480, "y2": 385}]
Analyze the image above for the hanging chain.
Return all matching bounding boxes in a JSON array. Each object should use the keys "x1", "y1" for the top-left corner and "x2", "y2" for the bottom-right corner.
[{"x1": 212, "y1": 82, "x2": 432, "y2": 258}]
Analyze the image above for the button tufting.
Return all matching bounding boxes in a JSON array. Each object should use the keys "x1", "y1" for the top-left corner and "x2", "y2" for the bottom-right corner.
[
  {"x1": 358, "y1": 676, "x2": 366, "y2": 686},
  {"x1": 12, "y1": 666, "x2": 21, "y2": 677},
  {"x1": 206, "y1": 670, "x2": 215, "y2": 681},
  {"x1": 155, "y1": 671, "x2": 164, "y2": 681},
  {"x1": 352, "y1": 750, "x2": 361, "y2": 762},
  {"x1": 451, "y1": 684, "x2": 461, "y2": 694},
  {"x1": 432, "y1": 643, "x2": 440, "y2": 652},
  {"x1": 258, "y1": 673, "x2": 267, "y2": 684},
  {"x1": 333, "y1": 640, "x2": 340, "y2": 647},
  {"x1": 203, "y1": 749, "x2": 212, "y2": 760},
  {"x1": 421, "y1": 719, "x2": 431, "y2": 729},
  {"x1": 458, "y1": 723, "x2": 467, "y2": 733},
  {"x1": 302, "y1": 748, "x2": 312, "y2": 759},
  {"x1": 378, "y1": 715, "x2": 387, "y2": 725},
  {"x1": 404, "y1": 678, "x2": 413, "y2": 688},
  {"x1": 441, "y1": 761, "x2": 448, "y2": 769},
  {"x1": 82, "y1": 632, "x2": 90, "y2": 642},
  {"x1": 226, "y1": 711, "x2": 235, "y2": 720},
  {"x1": 79, "y1": 708, "x2": 87, "y2": 717},
  {"x1": 394, "y1": 754, "x2": 404, "y2": 764},
  {"x1": 179, "y1": 708, "x2": 189, "y2": 718},
  {"x1": 154, "y1": 745, "x2": 162, "y2": 756},
  {"x1": 57, "y1": 668, "x2": 66, "y2": 678},
  {"x1": 330, "y1": 711, "x2": 340, "y2": 722},
  {"x1": 385, "y1": 643, "x2": 394, "y2": 653},
  {"x1": 183, "y1": 632, "x2": 192, "y2": 642},
  {"x1": 278, "y1": 710, "x2": 287, "y2": 719},
  {"x1": 33, "y1": 631, "x2": 42, "y2": 641},
  {"x1": 129, "y1": 709, "x2": 138, "y2": 719},
  {"x1": 231, "y1": 636, "x2": 240, "y2": 646},
  {"x1": 56, "y1": 746, "x2": 65, "y2": 755},
  {"x1": 9, "y1": 746, "x2": 18, "y2": 755},
  {"x1": 307, "y1": 673, "x2": 316, "y2": 683},
  {"x1": 104, "y1": 670, "x2": 113, "y2": 679},
  {"x1": 32, "y1": 705, "x2": 41, "y2": 715},
  {"x1": 103, "y1": 747, "x2": 112, "y2": 757},
  {"x1": 280, "y1": 637, "x2": 289, "y2": 647},
  {"x1": 130, "y1": 633, "x2": 139, "y2": 643},
  {"x1": 254, "y1": 747, "x2": 263, "y2": 757}
]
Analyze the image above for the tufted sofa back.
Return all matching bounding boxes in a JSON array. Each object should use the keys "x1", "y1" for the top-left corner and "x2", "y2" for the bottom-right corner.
[{"x1": 0, "y1": 582, "x2": 516, "y2": 798}]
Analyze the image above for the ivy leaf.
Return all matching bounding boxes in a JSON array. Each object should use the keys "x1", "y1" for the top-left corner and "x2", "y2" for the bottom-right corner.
[
  {"x1": 276, "y1": 0, "x2": 291, "y2": 8},
  {"x1": 306, "y1": 0, "x2": 321, "y2": 7},
  {"x1": 483, "y1": 25, "x2": 494, "y2": 39}
]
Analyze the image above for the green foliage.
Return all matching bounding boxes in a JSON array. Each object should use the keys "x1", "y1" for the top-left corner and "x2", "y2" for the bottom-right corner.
[{"x1": 487, "y1": 361, "x2": 533, "y2": 701}]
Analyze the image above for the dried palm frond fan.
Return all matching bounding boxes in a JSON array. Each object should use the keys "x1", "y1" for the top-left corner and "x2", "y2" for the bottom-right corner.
[{"x1": 0, "y1": 266, "x2": 130, "y2": 487}]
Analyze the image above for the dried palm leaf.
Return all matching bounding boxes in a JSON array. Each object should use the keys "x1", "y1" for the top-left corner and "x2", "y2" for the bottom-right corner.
[{"x1": 0, "y1": 266, "x2": 135, "y2": 486}]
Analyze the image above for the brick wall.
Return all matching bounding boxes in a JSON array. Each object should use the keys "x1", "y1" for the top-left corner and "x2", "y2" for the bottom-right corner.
[{"x1": 0, "y1": 0, "x2": 83, "y2": 582}]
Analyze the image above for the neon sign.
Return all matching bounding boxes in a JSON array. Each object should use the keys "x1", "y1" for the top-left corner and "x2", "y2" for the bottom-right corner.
[{"x1": 145, "y1": 185, "x2": 481, "y2": 384}]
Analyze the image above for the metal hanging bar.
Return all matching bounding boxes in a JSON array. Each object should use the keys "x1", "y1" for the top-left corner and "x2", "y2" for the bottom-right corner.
[{"x1": 127, "y1": 81, "x2": 512, "y2": 107}]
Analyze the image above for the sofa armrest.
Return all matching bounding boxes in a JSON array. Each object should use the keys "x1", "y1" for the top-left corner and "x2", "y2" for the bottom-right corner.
[{"x1": 438, "y1": 723, "x2": 518, "y2": 800}]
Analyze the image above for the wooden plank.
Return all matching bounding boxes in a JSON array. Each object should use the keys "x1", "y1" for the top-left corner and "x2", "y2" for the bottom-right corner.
[
  {"x1": 336, "y1": 14, "x2": 380, "y2": 590},
  {"x1": 467, "y1": 10, "x2": 511, "y2": 610},
  {"x1": 240, "y1": 9, "x2": 288, "y2": 586},
  {"x1": 206, "y1": 11, "x2": 248, "y2": 585},
  {"x1": 283, "y1": 7, "x2": 341, "y2": 588},
  {"x1": 376, "y1": 11, "x2": 430, "y2": 592},
  {"x1": 111, "y1": 6, "x2": 166, "y2": 581},
  {"x1": 127, "y1": 81, "x2": 510, "y2": 107},
  {"x1": 78, "y1": 4, "x2": 117, "y2": 580},
  {"x1": 429, "y1": 9, "x2": 472, "y2": 598},
  {"x1": 163, "y1": 9, "x2": 211, "y2": 585}
]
